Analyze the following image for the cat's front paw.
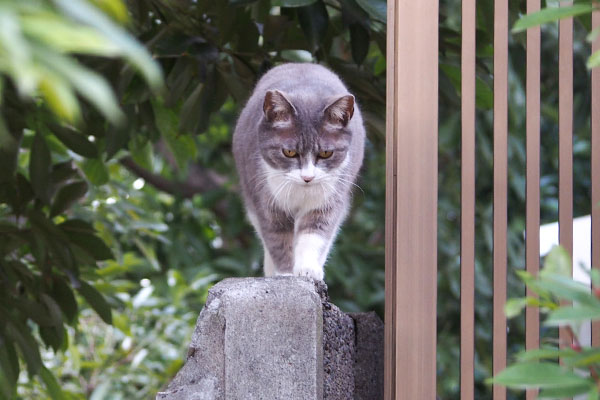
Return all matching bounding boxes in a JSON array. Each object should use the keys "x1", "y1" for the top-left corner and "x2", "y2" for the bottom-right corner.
[{"x1": 293, "y1": 264, "x2": 324, "y2": 281}]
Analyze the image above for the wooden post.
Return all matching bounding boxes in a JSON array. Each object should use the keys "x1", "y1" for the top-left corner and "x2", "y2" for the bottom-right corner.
[{"x1": 385, "y1": 0, "x2": 439, "y2": 398}]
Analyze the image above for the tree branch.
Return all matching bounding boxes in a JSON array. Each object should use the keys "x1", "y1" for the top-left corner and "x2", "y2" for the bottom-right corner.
[{"x1": 119, "y1": 156, "x2": 226, "y2": 198}]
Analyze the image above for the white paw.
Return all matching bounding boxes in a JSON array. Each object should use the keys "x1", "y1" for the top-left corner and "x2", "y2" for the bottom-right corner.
[{"x1": 293, "y1": 265, "x2": 324, "y2": 281}]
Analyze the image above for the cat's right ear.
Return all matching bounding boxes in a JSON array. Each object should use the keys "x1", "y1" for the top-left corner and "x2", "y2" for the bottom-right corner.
[{"x1": 263, "y1": 90, "x2": 295, "y2": 125}]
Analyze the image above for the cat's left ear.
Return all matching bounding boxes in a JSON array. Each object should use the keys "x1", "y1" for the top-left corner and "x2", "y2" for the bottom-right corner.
[{"x1": 324, "y1": 95, "x2": 355, "y2": 127}]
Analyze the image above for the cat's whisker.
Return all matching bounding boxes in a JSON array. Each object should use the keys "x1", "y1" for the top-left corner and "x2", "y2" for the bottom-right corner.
[
  {"x1": 324, "y1": 181, "x2": 342, "y2": 200},
  {"x1": 337, "y1": 177, "x2": 364, "y2": 194},
  {"x1": 269, "y1": 179, "x2": 288, "y2": 210},
  {"x1": 284, "y1": 181, "x2": 294, "y2": 216}
]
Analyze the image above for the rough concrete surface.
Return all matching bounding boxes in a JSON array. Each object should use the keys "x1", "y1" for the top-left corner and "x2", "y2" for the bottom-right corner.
[
  {"x1": 314, "y1": 280, "x2": 355, "y2": 400},
  {"x1": 157, "y1": 277, "x2": 383, "y2": 400},
  {"x1": 349, "y1": 312, "x2": 384, "y2": 400}
]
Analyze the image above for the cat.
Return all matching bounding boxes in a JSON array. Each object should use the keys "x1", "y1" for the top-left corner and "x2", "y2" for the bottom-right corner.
[{"x1": 232, "y1": 63, "x2": 365, "y2": 281}]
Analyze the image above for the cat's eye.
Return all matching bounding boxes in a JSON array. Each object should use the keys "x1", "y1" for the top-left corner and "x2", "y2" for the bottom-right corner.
[
  {"x1": 318, "y1": 150, "x2": 333, "y2": 159},
  {"x1": 283, "y1": 149, "x2": 297, "y2": 158}
]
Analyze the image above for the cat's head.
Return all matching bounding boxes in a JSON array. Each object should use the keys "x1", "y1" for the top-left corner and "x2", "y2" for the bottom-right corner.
[{"x1": 257, "y1": 89, "x2": 355, "y2": 185}]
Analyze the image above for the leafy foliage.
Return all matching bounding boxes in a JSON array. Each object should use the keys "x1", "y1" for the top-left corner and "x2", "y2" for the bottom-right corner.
[
  {"x1": 0, "y1": 0, "x2": 596, "y2": 398},
  {"x1": 492, "y1": 246, "x2": 600, "y2": 399},
  {"x1": 512, "y1": 1, "x2": 600, "y2": 68},
  {"x1": 0, "y1": 0, "x2": 387, "y2": 398}
]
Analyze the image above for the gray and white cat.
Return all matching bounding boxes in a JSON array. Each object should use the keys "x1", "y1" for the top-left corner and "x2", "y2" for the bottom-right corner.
[{"x1": 233, "y1": 63, "x2": 365, "y2": 281}]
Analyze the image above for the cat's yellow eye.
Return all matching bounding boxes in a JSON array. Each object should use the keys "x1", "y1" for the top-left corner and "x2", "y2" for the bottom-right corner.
[
  {"x1": 318, "y1": 150, "x2": 333, "y2": 159},
  {"x1": 283, "y1": 149, "x2": 297, "y2": 158}
]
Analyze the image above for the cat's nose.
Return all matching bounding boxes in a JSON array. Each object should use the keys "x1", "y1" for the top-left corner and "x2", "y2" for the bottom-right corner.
[{"x1": 302, "y1": 175, "x2": 314, "y2": 183}]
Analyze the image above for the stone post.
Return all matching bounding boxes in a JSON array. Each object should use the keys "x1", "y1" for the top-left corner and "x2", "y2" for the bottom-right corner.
[{"x1": 157, "y1": 276, "x2": 382, "y2": 400}]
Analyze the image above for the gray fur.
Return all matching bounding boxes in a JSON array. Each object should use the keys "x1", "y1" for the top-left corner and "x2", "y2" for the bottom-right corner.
[{"x1": 233, "y1": 63, "x2": 365, "y2": 279}]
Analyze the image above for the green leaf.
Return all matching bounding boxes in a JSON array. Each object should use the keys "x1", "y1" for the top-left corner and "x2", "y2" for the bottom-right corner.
[
  {"x1": 588, "y1": 49, "x2": 600, "y2": 69},
  {"x1": 350, "y1": 23, "x2": 370, "y2": 65},
  {"x1": 439, "y1": 64, "x2": 493, "y2": 110},
  {"x1": 545, "y1": 304, "x2": 600, "y2": 325},
  {"x1": 77, "y1": 281, "x2": 113, "y2": 324},
  {"x1": 491, "y1": 362, "x2": 591, "y2": 389},
  {"x1": 50, "y1": 161, "x2": 79, "y2": 184},
  {"x1": 0, "y1": 335, "x2": 18, "y2": 399},
  {"x1": 153, "y1": 101, "x2": 197, "y2": 169},
  {"x1": 41, "y1": 293, "x2": 64, "y2": 328},
  {"x1": 60, "y1": 219, "x2": 113, "y2": 260},
  {"x1": 20, "y1": 14, "x2": 121, "y2": 56},
  {"x1": 51, "y1": 277, "x2": 78, "y2": 324},
  {"x1": 543, "y1": 246, "x2": 572, "y2": 277},
  {"x1": 38, "y1": 73, "x2": 80, "y2": 123},
  {"x1": 51, "y1": 125, "x2": 98, "y2": 158},
  {"x1": 81, "y1": 158, "x2": 109, "y2": 185},
  {"x1": 355, "y1": 0, "x2": 386, "y2": 23},
  {"x1": 272, "y1": 0, "x2": 318, "y2": 7},
  {"x1": 568, "y1": 347, "x2": 600, "y2": 367},
  {"x1": 39, "y1": 325, "x2": 63, "y2": 352},
  {"x1": 16, "y1": 298, "x2": 55, "y2": 326},
  {"x1": 229, "y1": 0, "x2": 259, "y2": 4},
  {"x1": 505, "y1": 297, "x2": 527, "y2": 318},
  {"x1": 30, "y1": 131, "x2": 52, "y2": 204},
  {"x1": 297, "y1": 1, "x2": 329, "y2": 52},
  {"x1": 538, "y1": 384, "x2": 593, "y2": 398},
  {"x1": 512, "y1": 4, "x2": 595, "y2": 33},
  {"x1": 59, "y1": 218, "x2": 95, "y2": 234},
  {"x1": 54, "y1": 0, "x2": 163, "y2": 90},
  {"x1": 50, "y1": 180, "x2": 88, "y2": 217},
  {"x1": 39, "y1": 366, "x2": 68, "y2": 400},
  {"x1": 34, "y1": 46, "x2": 125, "y2": 125},
  {"x1": 5, "y1": 320, "x2": 42, "y2": 375},
  {"x1": 516, "y1": 347, "x2": 576, "y2": 363},
  {"x1": 535, "y1": 274, "x2": 599, "y2": 306},
  {"x1": 0, "y1": 116, "x2": 20, "y2": 183},
  {"x1": 68, "y1": 232, "x2": 113, "y2": 261},
  {"x1": 90, "y1": 0, "x2": 130, "y2": 23}
]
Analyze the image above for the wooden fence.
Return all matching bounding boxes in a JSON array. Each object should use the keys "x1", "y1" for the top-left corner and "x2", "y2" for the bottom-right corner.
[{"x1": 384, "y1": 0, "x2": 600, "y2": 399}]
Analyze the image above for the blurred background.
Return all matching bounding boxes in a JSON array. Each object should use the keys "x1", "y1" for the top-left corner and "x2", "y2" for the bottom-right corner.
[{"x1": 0, "y1": 0, "x2": 593, "y2": 399}]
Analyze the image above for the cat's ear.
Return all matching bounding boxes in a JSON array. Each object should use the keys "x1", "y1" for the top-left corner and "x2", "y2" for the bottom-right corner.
[
  {"x1": 324, "y1": 94, "x2": 355, "y2": 127},
  {"x1": 263, "y1": 90, "x2": 295, "y2": 124}
]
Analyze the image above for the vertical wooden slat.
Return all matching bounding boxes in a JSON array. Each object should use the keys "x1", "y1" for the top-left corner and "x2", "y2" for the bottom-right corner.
[
  {"x1": 384, "y1": 0, "x2": 397, "y2": 397},
  {"x1": 592, "y1": 10, "x2": 600, "y2": 348},
  {"x1": 558, "y1": 4, "x2": 574, "y2": 364},
  {"x1": 525, "y1": 0, "x2": 541, "y2": 399},
  {"x1": 493, "y1": 0, "x2": 508, "y2": 398},
  {"x1": 460, "y1": 0, "x2": 476, "y2": 397},
  {"x1": 385, "y1": 0, "x2": 439, "y2": 398}
]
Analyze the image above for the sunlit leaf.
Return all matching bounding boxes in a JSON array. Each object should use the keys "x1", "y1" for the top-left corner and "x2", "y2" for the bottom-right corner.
[
  {"x1": 588, "y1": 49, "x2": 600, "y2": 69},
  {"x1": 545, "y1": 304, "x2": 600, "y2": 326},
  {"x1": 512, "y1": 4, "x2": 595, "y2": 33},
  {"x1": 54, "y1": 0, "x2": 162, "y2": 90},
  {"x1": 35, "y1": 46, "x2": 125, "y2": 125},
  {"x1": 81, "y1": 158, "x2": 110, "y2": 185},
  {"x1": 543, "y1": 246, "x2": 572, "y2": 277},
  {"x1": 490, "y1": 362, "x2": 591, "y2": 390}
]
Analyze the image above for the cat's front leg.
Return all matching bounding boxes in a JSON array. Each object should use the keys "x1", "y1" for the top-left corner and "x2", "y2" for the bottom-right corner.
[
  {"x1": 293, "y1": 208, "x2": 344, "y2": 281},
  {"x1": 293, "y1": 232, "x2": 327, "y2": 280}
]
